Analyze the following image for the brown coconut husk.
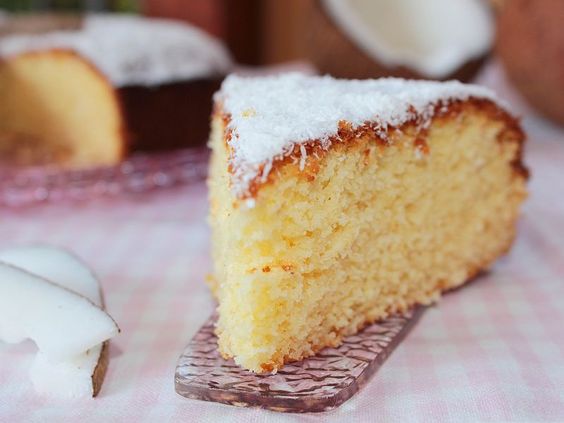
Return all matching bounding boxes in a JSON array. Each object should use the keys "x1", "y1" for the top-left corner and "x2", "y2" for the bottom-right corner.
[
  {"x1": 91, "y1": 341, "x2": 109, "y2": 397},
  {"x1": 496, "y1": 0, "x2": 564, "y2": 125}
]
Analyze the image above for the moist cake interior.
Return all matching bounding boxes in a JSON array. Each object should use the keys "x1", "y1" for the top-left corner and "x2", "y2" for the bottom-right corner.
[
  {"x1": 0, "y1": 50, "x2": 122, "y2": 166},
  {"x1": 208, "y1": 74, "x2": 527, "y2": 372}
]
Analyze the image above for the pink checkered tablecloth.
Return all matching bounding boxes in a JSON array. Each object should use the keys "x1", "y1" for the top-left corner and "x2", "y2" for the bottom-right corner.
[{"x1": 0, "y1": 64, "x2": 563, "y2": 422}]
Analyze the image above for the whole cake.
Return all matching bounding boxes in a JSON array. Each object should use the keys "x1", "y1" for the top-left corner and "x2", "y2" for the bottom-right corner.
[
  {"x1": 208, "y1": 73, "x2": 528, "y2": 373},
  {"x1": 0, "y1": 14, "x2": 232, "y2": 167}
]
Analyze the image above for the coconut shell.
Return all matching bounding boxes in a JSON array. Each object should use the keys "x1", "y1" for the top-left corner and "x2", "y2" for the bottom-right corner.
[
  {"x1": 91, "y1": 341, "x2": 109, "y2": 397},
  {"x1": 91, "y1": 283, "x2": 113, "y2": 397},
  {"x1": 489, "y1": 0, "x2": 507, "y2": 13},
  {"x1": 306, "y1": 0, "x2": 487, "y2": 82},
  {"x1": 496, "y1": 0, "x2": 564, "y2": 125}
]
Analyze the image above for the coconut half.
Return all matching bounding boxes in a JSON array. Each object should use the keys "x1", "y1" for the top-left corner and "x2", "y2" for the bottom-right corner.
[
  {"x1": 0, "y1": 246, "x2": 118, "y2": 397},
  {"x1": 311, "y1": 0, "x2": 494, "y2": 80}
]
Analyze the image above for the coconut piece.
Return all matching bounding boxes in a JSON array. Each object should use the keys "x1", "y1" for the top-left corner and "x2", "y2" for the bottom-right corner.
[
  {"x1": 0, "y1": 261, "x2": 118, "y2": 360},
  {"x1": 308, "y1": 0, "x2": 494, "y2": 81},
  {"x1": 29, "y1": 342, "x2": 109, "y2": 398},
  {"x1": 0, "y1": 246, "x2": 101, "y2": 304},
  {"x1": 496, "y1": 0, "x2": 564, "y2": 125},
  {"x1": 0, "y1": 246, "x2": 114, "y2": 397}
]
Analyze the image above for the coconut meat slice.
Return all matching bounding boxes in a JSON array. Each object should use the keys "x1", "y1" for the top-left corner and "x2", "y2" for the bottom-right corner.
[
  {"x1": 0, "y1": 263, "x2": 117, "y2": 359},
  {"x1": 0, "y1": 246, "x2": 101, "y2": 304},
  {"x1": 30, "y1": 342, "x2": 108, "y2": 398},
  {"x1": 322, "y1": 0, "x2": 494, "y2": 78},
  {"x1": 0, "y1": 246, "x2": 116, "y2": 397}
]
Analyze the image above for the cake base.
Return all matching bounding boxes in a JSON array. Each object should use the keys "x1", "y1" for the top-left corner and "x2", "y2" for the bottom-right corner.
[{"x1": 175, "y1": 308, "x2": 425, "y2": 413}]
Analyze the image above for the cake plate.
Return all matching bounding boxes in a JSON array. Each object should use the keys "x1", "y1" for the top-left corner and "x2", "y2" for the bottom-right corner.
[
  {"x1": 175, "y1": 308, "x2": 425, "y2": 413},
  {"x1": 0, "y1": 148, "x2": 209, "y2": 207}
]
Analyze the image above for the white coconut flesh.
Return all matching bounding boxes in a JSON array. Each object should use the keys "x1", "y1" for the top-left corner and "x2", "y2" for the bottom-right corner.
[
  {"x1": 29, "y1": 344, "x2": 105, "y2": 398},
  {"x1": 0, "y1": 246, "x2": 101, "y2": 304},
  {"x1": 322, "y1": 0, "x2": 494, "y2": 78},
  {"x1": 0, "y1": 246, "x2": 113, "y2": 398},
  {"x1": 0, "y1": 263, "x2": 116, "y2": 358}
]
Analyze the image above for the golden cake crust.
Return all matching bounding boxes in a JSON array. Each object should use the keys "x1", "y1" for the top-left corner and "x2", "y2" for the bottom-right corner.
[{"x1": 219, "y1": 98, "x2": 528, "y2": 203}]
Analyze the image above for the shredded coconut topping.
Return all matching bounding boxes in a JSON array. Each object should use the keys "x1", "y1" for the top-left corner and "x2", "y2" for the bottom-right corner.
[
  {"x1": 217, "y1": 73, "x2": 507, "y2": 199},
  {"x1": 0, "y1": 14, "x2": 232, "y2": 87}
]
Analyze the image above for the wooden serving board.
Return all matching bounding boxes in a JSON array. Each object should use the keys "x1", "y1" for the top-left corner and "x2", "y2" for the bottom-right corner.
[{"x1": 175, "y1": 307, "x2": 424, "y2": 413}]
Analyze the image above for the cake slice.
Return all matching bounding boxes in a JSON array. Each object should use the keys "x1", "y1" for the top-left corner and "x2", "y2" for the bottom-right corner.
[
  {"x1": 0, "y1": 14, "x2": 231, "y2": 167},
  {"x1": 208, "y1": 73, "x2": 527, "y2": 373}
]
